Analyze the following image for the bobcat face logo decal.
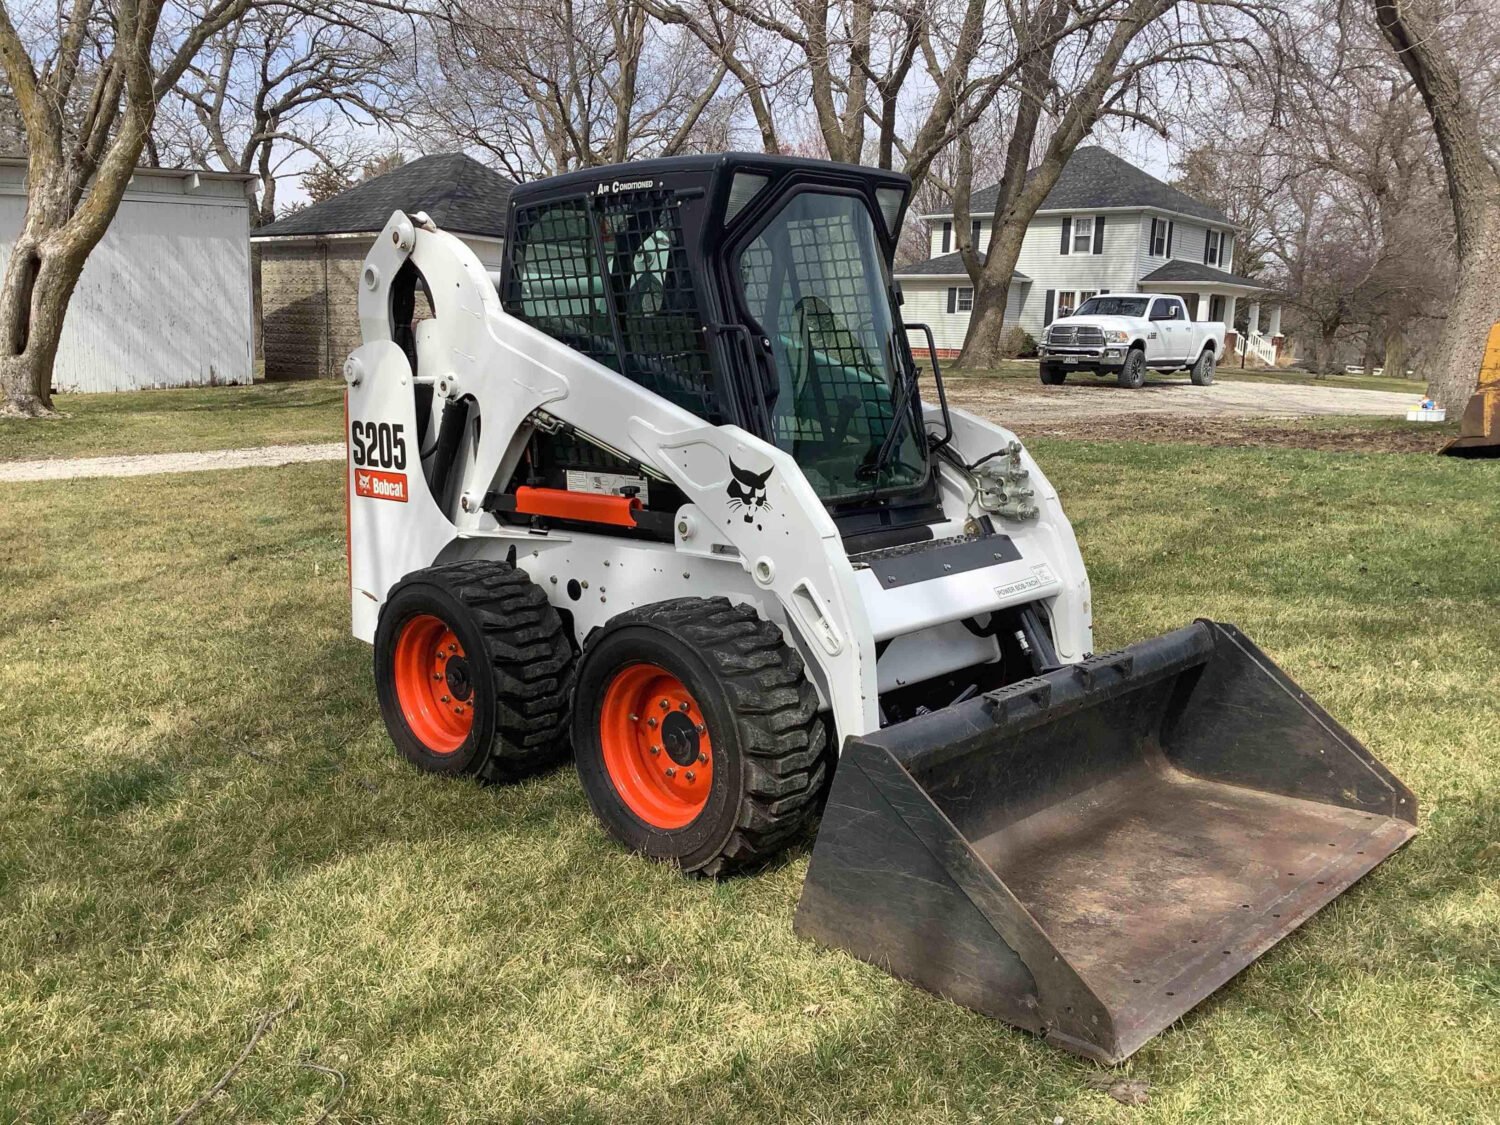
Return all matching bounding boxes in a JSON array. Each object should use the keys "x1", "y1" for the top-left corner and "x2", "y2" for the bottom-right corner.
[{"x1": 727, "y1": 461, "x2": 773, "y2": 524}]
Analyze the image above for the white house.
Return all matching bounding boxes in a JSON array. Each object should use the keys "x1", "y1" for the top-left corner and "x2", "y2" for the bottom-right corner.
[
  {"x1": 895, "y1": 147, "x2": 1283, "y2": 362},
  {"x1": 0, "y1": 158, "x2": 256, "y2": 393}
]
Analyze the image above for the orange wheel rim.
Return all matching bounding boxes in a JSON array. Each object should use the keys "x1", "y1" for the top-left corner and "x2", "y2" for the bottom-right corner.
[
  {"x1": 393, "y1": 614, "x2": 474, "y2": 754},
  {"x1": 600, "y1": 663, "x2": 713, "y2": 829}
]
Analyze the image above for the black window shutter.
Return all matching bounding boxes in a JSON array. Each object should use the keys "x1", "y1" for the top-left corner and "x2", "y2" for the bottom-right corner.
[
  {"x1": 946, "y1": 287, "x2": 957, "y2": 314},
  {"x1": 1060, "y1": 217, "x2": 1071, "y2": 255},
  {"x1": 1093, "y1": 214, "x2": 1105, "y2": 254},
  {"x1": 1044, "y1": 289, "x2": 1055, "y2": 324},
  {"x1": 1166, "y1": 221, "x2": 1174, "y2": 257},
  {"x1": 1204, "y1": 230, "x2": 1212, "y2": 264},
  {"x1": 942, "y1": 221, "x2": 952, "y2": 253},
  {"x1": 971, "y1": 219, "x2": 982, "y2": 248}
]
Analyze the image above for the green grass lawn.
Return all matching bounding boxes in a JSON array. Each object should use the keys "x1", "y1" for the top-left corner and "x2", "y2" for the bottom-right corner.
[
  {"x1": 938, "y1": 357, "x2": 1423, "y2": 395},
  {"x1": 1, "y1": 445, "x2": 1497, "y2": 1121},
  {"x1": 0, "y1": 382, "x2": 346, "y2": 462}
]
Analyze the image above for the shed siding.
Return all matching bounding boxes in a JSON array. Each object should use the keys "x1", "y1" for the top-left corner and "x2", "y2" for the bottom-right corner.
[
  {"x1": 258, "y1": 233, "x2": 503, "y2": 380},
  {"x1": 0, "y1": 170, "x2": 253, "y2": 393}
]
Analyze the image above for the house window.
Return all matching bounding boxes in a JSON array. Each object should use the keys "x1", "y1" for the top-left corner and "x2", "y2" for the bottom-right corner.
[
  {"x1": 1150, "y1": 218, "x2": 1168, "y2": 257},
  {"x1": 1205, "y1": 230, "x2": 1222, "y2": 266},
  {"x1": 1072, "y1": 217, "x2": 1093, "y2": 254},
  {"x1": 1057, "y1": 290, "x2": 1077, "y2": 317},
  {"x1": 956, "y1": 287, "x2": 974, "y2": 312},
  {"x1": 1079, "y1": 290, "x2": 1097, "y2": 304}
]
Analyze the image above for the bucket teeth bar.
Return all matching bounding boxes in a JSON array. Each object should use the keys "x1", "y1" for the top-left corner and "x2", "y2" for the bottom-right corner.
[{"x1": 794, "y1": 620, "x2": 1417, "y2": 1063}]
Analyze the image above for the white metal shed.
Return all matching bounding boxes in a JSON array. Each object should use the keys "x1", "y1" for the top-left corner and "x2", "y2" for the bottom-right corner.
[{"x1": 0, "y1": 159, "x2": 256, "y2": 393}]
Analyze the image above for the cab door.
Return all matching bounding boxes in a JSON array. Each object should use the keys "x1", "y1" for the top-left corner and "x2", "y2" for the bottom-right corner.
[{"x1": 1149, "y1": 298, "x2": 1187, "y2": 361}]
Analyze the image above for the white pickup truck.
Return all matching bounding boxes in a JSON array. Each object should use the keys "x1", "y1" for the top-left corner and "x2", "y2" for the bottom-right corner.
[{"x1": 1038, "y1": 294, "x2": 1224, "y2": 388}]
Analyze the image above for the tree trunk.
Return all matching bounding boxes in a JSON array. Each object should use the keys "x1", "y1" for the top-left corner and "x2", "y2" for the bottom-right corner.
[
  {"x1": 1383, "y1": 327, "x2": 1409, "y2": 382},
  {"x1": 1426, "y1": 213, "x2": 1500, "y2": 407},
  {"x1": 1361, "y1": 330, "x2": 1382, "y2": 377},
  {"x1": 950, "y1": 219, "x2": 1029, "y2": 369},
  {"x1": 1372, "y1": 0, "x2": 1500, "y2": 408},
  {"x1": 0, "y1": 242, "x2": 90, "y2": 415}
]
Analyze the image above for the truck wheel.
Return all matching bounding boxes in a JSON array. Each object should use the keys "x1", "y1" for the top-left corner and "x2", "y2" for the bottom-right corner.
[
  {"x1": 1190, "y1": 346, "x2": 1217, "y2": 385},
  {"x1": 1039, "y1": 363, "x2": 1067, "y2": 385},
  {"x1": 1117, "y1": 347, "x2": 1146, "y2": 389},
  {"x1": 374, "y1": 561, "x2": 574, "y2": 781},
  {"x1": 572, "y1": 597, "x2": 828, "y2": 876}
]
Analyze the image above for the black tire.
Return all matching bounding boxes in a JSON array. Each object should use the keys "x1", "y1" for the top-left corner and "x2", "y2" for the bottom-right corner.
[
  {"x1": 1039, "y1": 363, "x2": 1067, "y2": 385},
  {"x1": 374, "y1": 561, "x2": 574, "y2": 782},
  {"x1": 1190, "y1": 345, "x2": 1217, "y2": 385},
  {"x1": 1117, "y1": 346, "x2": 1146, "y2": 389},
  {"x1": 572, "y1": 597, "x2": 828, "y2": 876}
]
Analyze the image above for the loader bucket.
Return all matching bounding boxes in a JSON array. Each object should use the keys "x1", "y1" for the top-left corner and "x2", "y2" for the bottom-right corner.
[{"x1": 795, "y1": 621, "x2": 1416, "y2": 1063}]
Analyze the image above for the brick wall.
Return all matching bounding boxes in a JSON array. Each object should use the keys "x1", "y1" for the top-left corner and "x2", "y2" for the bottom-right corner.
[{"x1": 260, "y1": 240, "x2": 365, "y2": 380}]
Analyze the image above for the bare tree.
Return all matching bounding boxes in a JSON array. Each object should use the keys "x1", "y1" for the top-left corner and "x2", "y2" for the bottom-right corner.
[
  {"x1": 417, "y1": 0, "x2": 733, "y2": 178},
  {"x1": 950, "y1": 0, "x2": 1255, "y2": 368},
  {"x1": 154, "y1": 4, "x2": 410, "y2": 226},
  {"x1": 0, "y1": 0, "x2": 258, "y2": 416},
  {"x1": 647, "y1": 0, "x2": 1051, "y2": 191},
  {"x1": 1368, "y1": 0, "x2": 1500, "y2": 408}
]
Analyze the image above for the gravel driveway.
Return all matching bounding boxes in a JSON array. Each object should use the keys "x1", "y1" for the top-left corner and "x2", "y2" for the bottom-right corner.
[
  {"x1": 943, "y1": 377, "x2": 1417, "y2": 426},
  {"x1": 0, "y1": 441, "x2": 344, "y2": 484}
]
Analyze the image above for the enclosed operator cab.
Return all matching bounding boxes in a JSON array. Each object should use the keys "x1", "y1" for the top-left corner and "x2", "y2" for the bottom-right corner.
[{"x1": 495, "y1": 154, "x2": 948, "y2": 553}]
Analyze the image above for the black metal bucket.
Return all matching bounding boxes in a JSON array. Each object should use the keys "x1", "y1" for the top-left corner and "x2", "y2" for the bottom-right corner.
[{"x1": 794, "y1": 621, "x2": 1417, "y2": 1063}]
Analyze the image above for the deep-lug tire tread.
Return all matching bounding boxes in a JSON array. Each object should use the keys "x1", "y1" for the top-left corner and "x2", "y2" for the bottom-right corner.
[
  {"x1": 394, "y1": 560, "x2": 574, "y2": 780},
  {"x1": 581, "y1": 596, "x2": 828, "y2": 876}
]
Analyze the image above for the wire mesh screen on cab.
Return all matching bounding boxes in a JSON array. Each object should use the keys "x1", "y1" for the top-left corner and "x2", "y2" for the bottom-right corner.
[
  {"x1": 503, "y1": 191, "x2": 724, "y2": 424},
  {"x1": 737, "y1": 192, "x2": 920, "y2": 500}
]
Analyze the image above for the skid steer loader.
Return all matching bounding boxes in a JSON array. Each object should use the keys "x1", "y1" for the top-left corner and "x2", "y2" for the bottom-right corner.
[{"x1": 343, "y1": 153, "x2": 1416, "y2": 1063}]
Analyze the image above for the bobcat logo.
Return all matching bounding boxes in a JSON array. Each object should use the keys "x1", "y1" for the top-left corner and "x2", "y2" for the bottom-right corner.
[{"x1": 726, "y1": 460, "x2": 773, "y2": 523}]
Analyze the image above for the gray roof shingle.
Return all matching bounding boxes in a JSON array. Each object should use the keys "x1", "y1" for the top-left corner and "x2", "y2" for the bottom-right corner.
[
  {"x1": 936, "y1": 147, "x2": 1228, "y2": 224},
  {"x1": 894, "y1": 251, "x2": 1028, "y2": 280},
  {"x1": 1139, "y1": 260, "x2": 1267, "y2": 288},
  {"x1": 254, "y1": 153, "x2": 515, "y2": 240}
]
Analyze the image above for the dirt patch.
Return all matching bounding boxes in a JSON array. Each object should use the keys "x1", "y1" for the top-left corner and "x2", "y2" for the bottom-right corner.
[
  {"x1": 933, "y1": 373, "x2": 1444, "y2": 453},
  {"x1": 1007, "y1": 414, "x2": 1455, "y2": 454}
]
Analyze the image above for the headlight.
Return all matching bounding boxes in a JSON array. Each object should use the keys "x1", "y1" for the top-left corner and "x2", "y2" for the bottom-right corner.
[{"x1": 1103, "y1": 329, "x2": 1130, "y2": 344}]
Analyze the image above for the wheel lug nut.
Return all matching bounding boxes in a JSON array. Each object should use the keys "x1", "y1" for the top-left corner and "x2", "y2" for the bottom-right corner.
[
  {"x1": 440, "y1": 695, "x2": 450, "y2": 703},
  {"x1": 647, "y1": 717, "x2": 657, "y2": 728},
  {"x1": 665, "y1": 767, "x2": 676, "y2": 778},
  {"x1": 629, "y1": 714, "x2": 639, "y2": 722},
  {"x1": 698, "y1": 752, "x2": 708, "y2": 764},
  {"x1": 433, "y1": 673, "x2": 443, "y2": 681},
  {"x1": 660, "y1": 699, "x2": 669, "y2": 710},
  {"x1": 685, "y1": 770, "x2": 696, "y2": 782},
  {"x1": 454, "y1": 706, "x2": 464, "y2": 715},
  {"x1": 696, "y1": 724, "x2": 705, "y2": 734},
  {"x1": 449, "y1": 644, "x2": 457, "y2": 653},
  {"x1": 680, "y1": 701, "x2": 690, "y2": 712},
  {"x1": 650, "y1": 745, "x2": 660, "y2": 755}
]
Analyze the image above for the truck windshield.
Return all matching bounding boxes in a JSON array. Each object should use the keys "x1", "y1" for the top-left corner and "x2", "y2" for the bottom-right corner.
[
  {"x1": 736, "y1": 192, "x2": 926, "y2": 502},
  {"x1": 1075, "y1": 296, "x2": 1149, "y2": 317}
]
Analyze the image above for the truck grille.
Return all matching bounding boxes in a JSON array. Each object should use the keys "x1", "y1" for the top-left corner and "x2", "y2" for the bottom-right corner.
[{"x1": 1047, "y1": 325, "x2": 1105, "y2": 347}]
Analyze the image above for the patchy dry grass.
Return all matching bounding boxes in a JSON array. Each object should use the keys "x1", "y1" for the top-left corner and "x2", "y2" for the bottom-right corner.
[
  {"x1": 0, "y1": 382, "x2": 345, "y2": 463},
  {"x1": 0, "y1": 443, "x2": 1497, "y2": 1122}
]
